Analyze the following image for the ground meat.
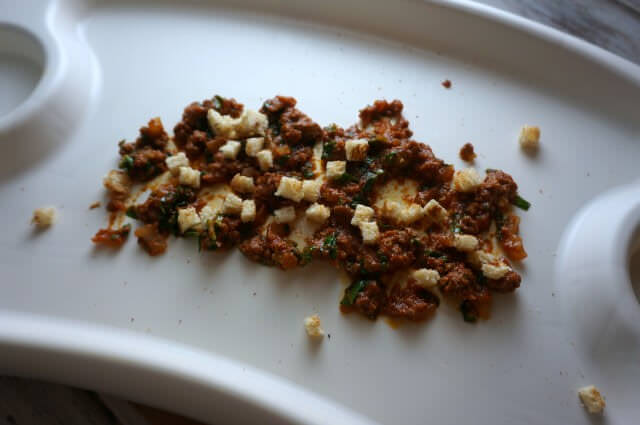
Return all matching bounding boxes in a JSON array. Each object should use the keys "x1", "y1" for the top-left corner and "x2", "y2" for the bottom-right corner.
[
  {"x1": 382, "y1": 282, "x2": 440, "y2": 321},
  {"x1": 92, "y1": 225, "x2": 131, "y2": 248},
  {"x1": 123, "y1": 148, "x2": 167, "y2": 182},
  {"x1": 377, "y1": 230, "x2": 416, "y2": 270},
  {"x1": 477, "y1": 170, "x2": 518, "y2": 208},
  {"x1": 442, "y1": 80, "x2": 452, "y2": 89},
  {"x1": 134, "y1": 223, "x2": 168, "y2": 256},
  {"x1": 352, "y1": 281, "x2": 385, "y2": 319},
  {"x1": 486, "y1": 270, "x2": 521, "y2": 293},
  {"x1": 459, "y1": 143, "x2": 476, "y2": 162},
  {"x1": 134, "y1": 184, "x2": 197, "y2": 233},
  {"x1": 438, "y1": 262, "x2": 490, "y2": 304},
  {"x1": 136, "y1": 118, "x2": 168, "y2": 150},
  {"x1": 359, "y1": 99, "x2": 404, "y2": 127},
  {"x1": 239, "y1": 225, "x2": 299, "y2": 269},
  {"x1": 279, "y1": 108, "x2": 324, "y2": 146}
]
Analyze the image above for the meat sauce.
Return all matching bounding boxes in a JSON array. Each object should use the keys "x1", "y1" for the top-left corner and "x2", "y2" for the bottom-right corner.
[{"x1": 93, "y1": 95, "x2": 529, "y2": 324}]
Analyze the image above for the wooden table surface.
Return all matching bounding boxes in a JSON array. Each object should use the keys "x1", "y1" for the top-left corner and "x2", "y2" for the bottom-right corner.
[{"x1": 2, "y1": 1, "x2": 638, "y2": 424}]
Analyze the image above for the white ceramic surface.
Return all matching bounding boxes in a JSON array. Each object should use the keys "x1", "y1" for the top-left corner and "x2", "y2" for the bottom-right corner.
[{"x1": 1, "y1": 0, "x2": 639, "y2": 424}]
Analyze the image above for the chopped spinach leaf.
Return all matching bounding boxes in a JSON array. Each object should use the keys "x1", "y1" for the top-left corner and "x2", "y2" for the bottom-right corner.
[
  {"x1": 321, "y1": 140, "x2": 336, "y2": 159},
  {"x1": 323, "y1": 233, "x2": 338, "y2": 259},
  {"x1": 512, "y1": 194, "x2": 531, "y2": 211},
  {"x1": 340, "y1": 280, "x2": 369, "y2": 306},
  {"x1": 119, "y1": 155, "x2": 134, "y2": 170},
  {"x1": 125, "y1": 206, "x2": 138, "y2": 219}
]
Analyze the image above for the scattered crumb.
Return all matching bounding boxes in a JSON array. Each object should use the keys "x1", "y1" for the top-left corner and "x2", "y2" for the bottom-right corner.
[
  {"x1": 252, "y1": 292, "x2": 256, "y2": 296},
  {"x1": 178, "y1": 319, "x2": 182, "y2": 325},
  {"x1": 89, "y1": 201, "x2": 101, "y2": 210},
  {"x1": 186, "y1": 258, "x2": 191, "y2": 264},
  {"x1": 578, "y1": 385, "x2": 605, "y2": 414},
  {"x1": 130, "y1": 317, "x2": 134, "y2": 322},
  {"x1": 31, "y1": 206, "x2": 57, "y2": 228},
  {"x1": 327, "y1": 333, "x2": 331, "y2": 339},
  {"x1": 304, "y1": 314, "x2": 324, "y2": 338},
  {"x1": 442, "y1": 79, "x2": 452, "y2": 89},
  {"x1": 459, "y1": 143, "x2": 476, "y2": 162},
  {"x1": 519, "y1": 125, "x2": 540, "y2": 151}
]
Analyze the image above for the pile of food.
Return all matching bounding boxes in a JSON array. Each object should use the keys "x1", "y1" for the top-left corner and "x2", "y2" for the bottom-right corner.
[{"x1": 93, "y1": 95, "x2": 529, "y2": 323}]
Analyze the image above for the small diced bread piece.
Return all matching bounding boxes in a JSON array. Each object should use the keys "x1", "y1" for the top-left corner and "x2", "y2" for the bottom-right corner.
[
  {"x1": 219, "y1": 140, "x2": 242, "y2": 159},
  {"x1": 241, "y1": 200, "x2": 256, "y2": 223},
  {"x1": 230, "y1": 174, "x2": 255, "y2": 194},
  {"x1": 380, "y1": 200, "x2": 402, "y2": 221},
  {"x1": 179, "y1": 166, "x2": 201, "y2": 188},
  {"x1": 345, "y1": 138, "x2": 368, "y2": 161},
  {"x1": 178, "y1": 207, "x2": 201, "y2": 233},
  {"x1": 31, "y1": 206, "x2": 57, "y2": 228},
  {"x1": 519, "y1": 125, "x2": 540, "y2": 151},
  {"x1": 481, "y1": 263, "x2": 511, "y2": 280},
  {"x1": 359, "y1": 221, "x2": 379, "y2": 245},
  {"x1": 454, "y1": 234, "x2": 479, "y2": 252},
  {"x1": 452, "y1": 168, "x2": 482, "y2": 193},
  {"x1": 275, "y1": 176, "x2": 304, "y2": 202},
  {"x1": 351, "y1": 204, "x2": 374, "y2": 227},
  {"x1": 304, "y1": 314, "x2": 324, "y2": 338},
  {"x1": 245, "y1": 137, "x2": 264, "y2": 157},
  {"x1": 411, "y1": 268, "x2": 440, "y2": 288},
  {"x1": 302, "y1": 180, "x2": 322, "y2": 202},
  {"x1": 468, "y1": 250, "x2": 499, "y2": 269},
  {"x1": 306, "y1": 203, "x2": 331, "y2": 223},
  {"x1": 274, "y1": 206, "x2": 296, "y2": 223},
  {"x1": 423, "y1": 199, "x2": 448, "y2": 224},
  {"x1": 103, "y1": 170, "x2": 131, "y2": 196},
  {"x1": 199, "y1": 205, "x2": 216, "y2": 224},
  {"x1": 221, "y1": 193, "x2": 243, "y2": 214},
  {"x1": 256, "y1": 150, "x2": 273, "y2": 171},
  {"x1": 165, "y1": 152, "x2": 189, "y2": 175},
  {"x1": 238, "y1": 110, "x2": 268, "y2": 137},
  {"x1": 207, "y1": 109, "x2": 238, "y2": 138},
  {"x1": 401, "y1": 204, "x2": 424, "y2": 224},
  {"x1": 578, "y1": 385, "x2": 605, "y2": 414},
  {"x1": 326, "y1": 161, "x2": 346, "y2": 180}
]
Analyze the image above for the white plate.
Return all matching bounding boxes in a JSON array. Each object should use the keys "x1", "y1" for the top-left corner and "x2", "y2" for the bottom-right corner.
[{"x1": 1, "y1": 1, "x2": 639, "y2": 424}]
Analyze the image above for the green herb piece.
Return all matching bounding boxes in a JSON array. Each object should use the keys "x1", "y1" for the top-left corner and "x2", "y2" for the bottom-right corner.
[
  {"x1": 426, "y1": 250, "x2": 448, "y2": 262},
  {"x1": 321, "y1": 140, "x2": 336, "y2": 159},
  {"x1": 213, "y1": 95, "x2": 225, "y2": 110},
  {"x1": 276, "y1": 154, "x2": 290, "y2": 166},
  {"x1": 494, "y1": 210, "x2": 505, "y2": 241},
  {"x1": 324, "y1": 123, "x2": 338, "y2": 133},
  {"x1": 119, "y1": 155, "x2": 134, "y2": 170},
  {"x1": 183, "y1": 229, "x2": 199, "y2": 238},
  {"x1": 336, "y1": 172, "x2": 357, "y2": 185},
  {"x1": 383, "y1": 151, "x2": 397, "y2": 165},
  {"x1": 512, "y1": 194, "x2": 531, "y2": 211},
  {"x1": 460, "y1": 301, "x2": 477, "y2": 323},
  {"x1": 302, "y1": 163, "x2": 314, "y2": 179},
  {"x1": 340, "y1": 280, "x2": 369, "y2": 306},
  {"x1": 301, "y1": 246, "x2": 316, "y2": 265},
  {"x1": 450, "y1": 213, "x2": 461, "y2": 233},
  {"x1": 323, "y1": 233, "x2": 338, "y2": 260},
  {"x1": 125, "y1": 206, "x2": 138, "y2": 219}
]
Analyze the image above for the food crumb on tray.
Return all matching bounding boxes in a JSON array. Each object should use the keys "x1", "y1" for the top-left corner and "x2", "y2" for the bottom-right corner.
[
  {"x1": 519, "y1": 125, "x2": 540, "y2": 151},
  {"x1": 459, "y1": 142, "x2": 476, "y2": 162},
  {"x1": 442, "y1": 79, "x2": 452, "y2": 89},
  {"x1": 578, "y1": 385, "x2": 605, "y2": 414},
  {"x1": 89, "y1": 201, "x2": 101, "y2": 209},
  {"x1": 31, "y1": 206, "x2": 57, "y2": 228},
  {"x1": 304, "y1": 314, "x2": 324, "y2": 338}
]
